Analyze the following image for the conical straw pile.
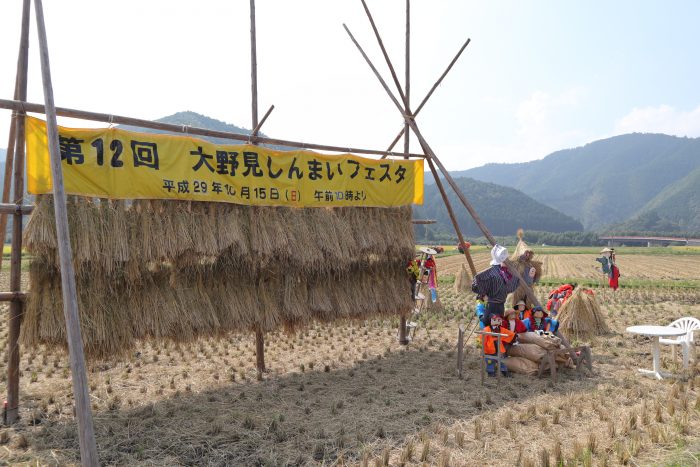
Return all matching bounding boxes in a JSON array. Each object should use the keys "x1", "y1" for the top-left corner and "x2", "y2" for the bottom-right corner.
[
  {"x1": 557, "y1": 287, "x2": 609, "y2": 339},
  {"x1": 453, "y1": 263, "x2": 471, "y2": 294}
]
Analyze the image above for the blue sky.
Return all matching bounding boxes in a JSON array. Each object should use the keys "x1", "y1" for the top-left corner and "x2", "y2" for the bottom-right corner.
[{"x1": 1, "y1": 0, "x2": 699, "y2": 170}]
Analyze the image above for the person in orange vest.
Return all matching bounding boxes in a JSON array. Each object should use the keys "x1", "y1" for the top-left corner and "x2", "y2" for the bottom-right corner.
[
  {"x1": 514, "y1": 300, "x2": 532, "y2": 321},
  {"x1": 481, "y1": 314, "x2": 517, "y2": 377}
]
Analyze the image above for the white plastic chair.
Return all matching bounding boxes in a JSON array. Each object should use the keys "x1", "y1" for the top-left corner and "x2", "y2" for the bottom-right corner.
[{"x1": 659, "y1": 317, "x2": 700, "y2": 369}]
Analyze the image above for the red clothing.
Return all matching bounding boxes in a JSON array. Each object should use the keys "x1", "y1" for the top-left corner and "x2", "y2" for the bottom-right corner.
[
  {"x1": 505, "y1": 318, "x2": 527, "y2": 334},
  {"x1": 480, "y1": 326, "x2": 516, "y2": 355},
  {"x1": 547, "y1": 284, "x2": 573, "y2": 311},
  {"x1": 609, "y1": 265, "x2": 619, "y2": 290}
]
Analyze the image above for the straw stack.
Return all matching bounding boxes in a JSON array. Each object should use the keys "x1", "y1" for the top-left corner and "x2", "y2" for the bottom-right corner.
[
  {"x1": 22, "y1": 195, "x2": 414, "y2": 358},
  {"x1": 557, "y1": 287, "x2": 609, "y2": 339},
  {"x1": 453, "y1": 263, "x2": 471, "y2": 294}
]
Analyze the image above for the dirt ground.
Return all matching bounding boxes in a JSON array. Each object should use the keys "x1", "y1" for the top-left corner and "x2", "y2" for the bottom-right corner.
[{"x1": 1, "y1": 264, "x2": 700, "y2": 466}]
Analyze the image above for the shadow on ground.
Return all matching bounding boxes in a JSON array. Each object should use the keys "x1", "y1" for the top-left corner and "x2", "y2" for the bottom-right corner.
[{"x1": 13, "y1": 345, "x2": 603, "y2": 466}]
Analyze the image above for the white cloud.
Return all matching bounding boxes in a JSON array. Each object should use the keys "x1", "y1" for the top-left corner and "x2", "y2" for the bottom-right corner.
[
  {"x1": 442, "y1": 87, "x2": 591, "y2": 169},
  {"x1": 614, "y1": 104, "x2": 700, "y2": 136}
]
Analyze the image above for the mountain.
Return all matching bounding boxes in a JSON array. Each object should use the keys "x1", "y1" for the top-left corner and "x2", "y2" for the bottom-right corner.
[
  {"x1": 119, "y1": 111, "x2": 290, "y2": 150},
  {"x1": 448, "y1": 134, "x2": 700, "y2": 230},
  {"x1": 414, "y1": 176, "x2": 583, "y2": 240},
  {"x1": 612, "y1": 165, "x2": 700, "y2": 232}
]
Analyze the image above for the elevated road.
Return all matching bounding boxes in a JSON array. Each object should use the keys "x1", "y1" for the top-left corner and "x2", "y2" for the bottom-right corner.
[{"x1": 599, "y1": 235, "x2": 700, "y2": 247}]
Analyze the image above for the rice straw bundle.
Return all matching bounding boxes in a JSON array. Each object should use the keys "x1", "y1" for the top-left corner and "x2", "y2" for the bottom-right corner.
[
  {"x1": 22, "y1": 194, "x2": 414, "y2": 359},
  {"x1": 509, "y1": 230, "x2": 542, "y2": 306},
  {"x1": 557, "y1": 287, "x2": 609, "y2": 339},
  {"x1": 453, "y1": 263, "x2": 472, "y2": 294}
]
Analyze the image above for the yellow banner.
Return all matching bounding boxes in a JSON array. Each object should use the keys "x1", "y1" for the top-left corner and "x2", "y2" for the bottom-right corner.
[{"x1": 25, "y1": 117, "x2": 423, "y2": 207}]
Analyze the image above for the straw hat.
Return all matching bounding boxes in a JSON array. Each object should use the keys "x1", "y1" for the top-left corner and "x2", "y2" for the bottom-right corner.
[
  {"x1": 420, "y1": 247, "x2": 438, "y2": 255},
  {"x1": 599, "y1": 247, "x2": 614, "y2": 254},
  {"x1": 515, "y1": 300, "x2": 526, "y2": 308}
]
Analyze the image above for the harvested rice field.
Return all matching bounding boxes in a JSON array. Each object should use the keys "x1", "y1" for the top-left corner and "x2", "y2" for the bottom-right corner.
[
  {"x1": 438, "y1": 247, "x2": 700, "y2": 285},
  {"x1": 1, "y1": 250, "x2": 700, "y2": 466}
]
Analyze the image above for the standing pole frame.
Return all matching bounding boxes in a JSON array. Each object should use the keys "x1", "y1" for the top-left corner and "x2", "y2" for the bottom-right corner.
[
  {"x1": 343, "y1": 15, "x2": 540, "y2": 306},
  {"x1": 250, "y1": 0, "x2": 266, "y2": 380},
  {"x1": 5, "y1": 0, "x2": 31, "y2": 427},
  {"x1": 397, "y1": 0, "x2": 411, "y2": 346},
  {"x1": 33, "y1": 0, "x2": 99, "y2": 464}
]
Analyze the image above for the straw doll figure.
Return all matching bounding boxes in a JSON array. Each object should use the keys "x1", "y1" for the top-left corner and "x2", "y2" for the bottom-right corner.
[{"x1": 480, "y1": 314, "x2": 516, "y2": 377}]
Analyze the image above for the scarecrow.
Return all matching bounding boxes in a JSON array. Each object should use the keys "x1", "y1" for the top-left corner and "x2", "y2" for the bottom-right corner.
[
  {"x1": 596, "y1": 248, "x2": 620, "y2": 290},
  {"x1": 504, "y1": 307, "x2": 527, "y2": 334},
  {"x1": 406, "y1": 257, "x2": 421, "y2": 299},
  {"x1": 514, "y1": 299, "x2": 532, "y2": 321},
  {"x1": 480, "y1": 314, "x2": 516, "y2": 377},
  {"x1": 475, "y1": 294, "x2": 487, "y2": 330},
  {"x1": 546, "y1": 284, "x2": 574, "y2": 313},
  {"x1": 509, "y1": 230, "x2": 543, "y2": 305},
  {"x1": 422, "y1": 248, "x2": 438, "y2": 302},
  {"x1": 523, "y1": 306, "x2": 558, "y2": 332},
  {"x1": 410, "y1": 247, "x2": 438, "y2": 303},
  {"x1": 472, "y1": 244, "x2": 520, "y2": 326}
]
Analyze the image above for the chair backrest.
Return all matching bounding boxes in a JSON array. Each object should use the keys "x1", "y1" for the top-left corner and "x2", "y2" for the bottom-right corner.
[{"x1": 669, "y1": 317, "x2": 700, "y2": 342}]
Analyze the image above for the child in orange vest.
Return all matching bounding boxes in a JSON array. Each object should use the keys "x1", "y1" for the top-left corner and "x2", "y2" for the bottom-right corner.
[{"x1": 481, "y1": 315, "x2": 516, "y2": 377}]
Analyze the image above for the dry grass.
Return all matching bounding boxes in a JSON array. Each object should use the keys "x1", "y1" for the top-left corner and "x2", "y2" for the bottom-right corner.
[
  {"x1": 1, "y1": 257, "x2": 700, "y2": 465},
  {"x1": 21, "y1": 197, "x2": 415, "y2": 358}
]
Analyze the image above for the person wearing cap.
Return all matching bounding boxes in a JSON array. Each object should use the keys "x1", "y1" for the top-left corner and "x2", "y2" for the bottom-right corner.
[
  {"x1": 503, "y1": 307, "x2": 527, "y2": 334},
  {"x1": 480, "y1": 314, "x2": 516, "y2": 377},
  {"x1": 471, "y1": 244, "x2": 520, "y2": 326}
]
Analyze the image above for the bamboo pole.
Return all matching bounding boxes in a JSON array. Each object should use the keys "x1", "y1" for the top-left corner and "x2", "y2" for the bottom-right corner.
[
  {"x1": 457, "y1": 325, "x2": 464, "y2": 378},
  {"x1": 398, "y1": 317, "x2": 408, "y2": 345},
  {"x1": 0, "y1": 99, "x2": 426, "y2": 159},
  {"x1": 403, "y1": 0, "x2": 410, "y2": 159},
  {"x1": 250, "y1": 0, "x2": 266, "y2": 380},
  {"x1": 5, "y1": 0, "x2": 31, "y2": 427},
  {"x1": 359, "y1": 0, "x2": 408, "y2": 107},
  {"x1": 0, "y1": 204, "x2": 33, "y2": 215},
  {"x1": 250, "y1": 0, "x2": 258, "y2": 128},
  {"x1": 384, "y1": 37, "x2": 471, "y2": 156},
  {"x1": 33, "y1": 0, "x2": 99, "y2": 463},
  {"x1": 0, "y1": 292, "x2": 27, "y2": 302},
  {"x1": 397, "y1": 0, "x2": 410, "y2": 344},
  {"x1": 343, "y1": 22, "x2": 541, "y2": 307},
  {"x1": 344, "y1": 22, "x2": 478, "y2": 275},
  {"x1": 255, "y1": 328, "x2": 265, "y2": 380},
  {"x1": 426, "y1": 158, "x2": 477, "y2": 276},
  {"x1": 0, "y1": 82, "x2": 20, "y2": 272},
  {"x1": 250, "y1": 104, "x2": 274, "y2": 138},
  {"x1": 344, "y1": 23, "x2": 493, "y2": 243}
]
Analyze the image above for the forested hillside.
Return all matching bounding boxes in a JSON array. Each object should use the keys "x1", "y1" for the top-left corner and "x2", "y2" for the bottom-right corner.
[
  {"x1": 450, "y1": 133, "x2": 700, "y2": 230},
  {"x1": 413, "y1": 177, "x2": 583, "y2": 241}
]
